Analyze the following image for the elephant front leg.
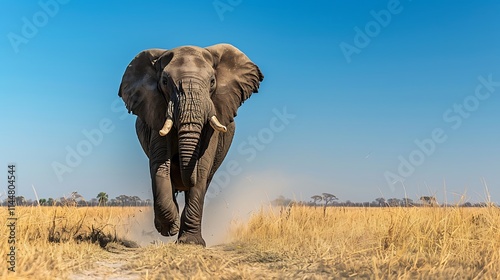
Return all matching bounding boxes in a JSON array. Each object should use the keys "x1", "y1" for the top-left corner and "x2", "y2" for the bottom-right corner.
[
  {"x1": 177, "y1": 128, "x2": 225, "y2": 246},
  {"x1": 177, "y1": 185, "x2": 207, "y2": 246},
  {"x1": 151, "y1": 160, "x2": 180, "y2": 237}
]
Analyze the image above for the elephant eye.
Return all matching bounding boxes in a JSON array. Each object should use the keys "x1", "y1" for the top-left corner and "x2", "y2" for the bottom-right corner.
[
  {"x1": 210, "y1": 77, "x2": 216, "y2": 88},
  {"x1": 162, "y1": 73, "x2": 171, "y2": 86}
]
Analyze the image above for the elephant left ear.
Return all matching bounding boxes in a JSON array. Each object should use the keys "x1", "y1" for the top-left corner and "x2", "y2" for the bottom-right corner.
[{"x1": 206, "y1": 44, "x2": 264, "y2": 126}]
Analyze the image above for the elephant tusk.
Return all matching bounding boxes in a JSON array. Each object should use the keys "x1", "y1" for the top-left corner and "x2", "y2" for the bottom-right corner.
[
  {"x1": 159, "y1": 118, "x2": 173, "y2": 136},
  {"x1": 209, "y1": 116, "x2": 227, "y2": 133}
]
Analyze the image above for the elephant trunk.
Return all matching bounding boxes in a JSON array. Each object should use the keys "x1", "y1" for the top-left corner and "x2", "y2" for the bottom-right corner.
[
  {"x1": 177, "y1": 80, "x2": 205, "y2": 187},
  {"x1": 178, "y1": 126, "x2": 201, "y2": 187},
  {"x1": 161, "y1": 79, "x2": 228, "y2": 188}
]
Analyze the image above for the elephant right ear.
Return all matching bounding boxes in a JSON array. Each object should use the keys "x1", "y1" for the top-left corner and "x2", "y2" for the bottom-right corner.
[{"x1": 118, "y1": 49, "x2": 169, "y2": 131}]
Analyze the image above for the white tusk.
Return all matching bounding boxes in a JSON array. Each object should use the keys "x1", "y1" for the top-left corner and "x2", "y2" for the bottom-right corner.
[
  {"x1": 159, "y1": 118, "x2": 173, "y2": 136},
  {"x1": 209, "y1": 116, "x2": 227, "y2": 133}
]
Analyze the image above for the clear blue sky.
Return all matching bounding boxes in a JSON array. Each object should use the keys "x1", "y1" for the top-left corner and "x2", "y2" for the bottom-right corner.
[{"x1": 1, "y1": 0, "x2": 500, "y2": 205}]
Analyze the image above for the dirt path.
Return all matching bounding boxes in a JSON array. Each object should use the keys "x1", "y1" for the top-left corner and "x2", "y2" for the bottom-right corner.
[
  {"x1": 69, "y1": 242, "x2": 334, "y2": 279},
  {"x1": 71, "y1": 244, "x2": 144, "y2": 280}
]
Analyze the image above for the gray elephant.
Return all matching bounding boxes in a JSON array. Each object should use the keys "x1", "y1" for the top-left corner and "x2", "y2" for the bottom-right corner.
[{"x1": 118, "y1": 44, "x2": 263, "y2": 246}]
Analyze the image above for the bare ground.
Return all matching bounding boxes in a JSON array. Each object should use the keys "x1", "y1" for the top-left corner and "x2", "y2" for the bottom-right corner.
[{"x1": 69, "y1": 241, "x2": 340, "y2": 280}]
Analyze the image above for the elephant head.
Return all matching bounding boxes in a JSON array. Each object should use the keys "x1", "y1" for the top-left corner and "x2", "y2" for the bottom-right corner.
[{"x1": 119, "y1": 44, "x2": 263, "y2": 188}]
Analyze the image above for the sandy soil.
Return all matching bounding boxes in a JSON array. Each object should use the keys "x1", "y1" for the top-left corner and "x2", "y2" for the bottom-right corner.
[{"x1": 69, "y1": 242, "x2": 329, "y2": 280}]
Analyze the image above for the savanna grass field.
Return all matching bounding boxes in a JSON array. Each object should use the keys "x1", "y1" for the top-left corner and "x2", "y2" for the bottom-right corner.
[{"x1": 2, "y1": 205, "x2": 500, "y2": 279}]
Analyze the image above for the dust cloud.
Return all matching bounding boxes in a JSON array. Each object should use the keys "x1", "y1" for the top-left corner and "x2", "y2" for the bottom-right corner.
[
  {"x1": 117, "y1": 171, "x2": 291, "y2": 247},
  {"x1": 202, "y1": 172, "x2": 291, "y2": 246},
  {"x1": 117, "y1": 207, "x2": 176, "y2": 247}
]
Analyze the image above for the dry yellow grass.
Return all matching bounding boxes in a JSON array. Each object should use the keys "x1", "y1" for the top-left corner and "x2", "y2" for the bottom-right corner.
[
  {"x1": 0, "y1": 206, "x2": 143, "y2": 279},
  {"x1": 233, "y1": 205, "x2": 500, "y2": 279},
  {"x1": 1, "y1": 205, "x2": 499, "y2": 279}
]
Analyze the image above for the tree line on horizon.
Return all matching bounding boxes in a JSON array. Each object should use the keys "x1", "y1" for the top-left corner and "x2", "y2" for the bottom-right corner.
[
  {"x1": 1, "y1": 192, "x2": 151, "y2": 207},
  {"x1": 272, "y1": 193, "x2": 497, "y2": 208},
  {"x1": 1, "y1": 191, "x2": 496, "y2": 208}
]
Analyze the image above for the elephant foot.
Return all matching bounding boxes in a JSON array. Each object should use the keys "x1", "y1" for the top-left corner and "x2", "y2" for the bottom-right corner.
[
  {"x1": 154, "y1": 216, "x2": 179, "y2": 236},
  {"x1": 153, "y1": 201, "x2": 180, "y2": 237},
  {"x1": 177, "y1": 232, "x2": 206, "y2": 247}
]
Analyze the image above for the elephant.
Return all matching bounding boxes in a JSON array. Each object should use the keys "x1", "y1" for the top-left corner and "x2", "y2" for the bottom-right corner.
[{"x1": 118, "y1": 44, "x2": 263, "y2": 246}]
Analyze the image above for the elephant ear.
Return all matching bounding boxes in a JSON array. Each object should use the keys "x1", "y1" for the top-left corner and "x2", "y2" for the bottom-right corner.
[
  {"x1": 206, "y1": 44, "x2": 264, "y2": 126},
  {"x1": 118, "y1": 49, "x2": 169, "y2": 131}
]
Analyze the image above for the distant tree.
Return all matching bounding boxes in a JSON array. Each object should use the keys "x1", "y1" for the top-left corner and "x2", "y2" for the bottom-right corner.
[
  {"x1": 72, "y1": 191, "x2": 82, "y2": 200},
  {"x1": 419, "y1": 196, "x2": 438, "y2": 207},
  {"x1": 60, "y1": 192, "x2": 80, "y2": 207},
  {"x1": 311, "y1": 195, "x2": 322, "y2": 208},
  {"x1": 71, "y1": 192, "x2": 86, "y2": 206},
  {"x1": 402, "y1": 198, "x2": 414, "y2": 207},
  {"x1": 387, "y1": 198, "x2": 401, "y2": 207},
  {"x1": 77, "y1": 200, "x2": 87, "y2": 207},
  {"x1": 97, "y1": 192, "x2": 109, "y2": 206},
  {"x1": 47, "y1": 198, "x2": 55, "y2": 206},
  {"x1": 131, "y1": 196, "x2": 142, "y2": 206},
  {"x1": 116, "y1": 195, "x2": 130, "y2": 206},
  {"x1": 145, "y1": 199, "x2": 152, "y2": 206},
  {"x1": 39, "y1": 198, "x2": 47, "y2": 206},
  {"x1": 15, "y1": 196, "x2": 26, "y2": 206},
  {"x1": 321, "y1": 193, "x2": 338, "y2": 215},
  {"x1": 322, "y1": 193, "x2": 338, "y2": 207},
  {"x1": 58, "y1": 197, "x2": 68, "y2": 206},
  {"x1": 375, "y1": 197, "x2": 386, "y2": 207},
  {"x1": 89, "y1": 198, "x2": 99, "y2": 206}
]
